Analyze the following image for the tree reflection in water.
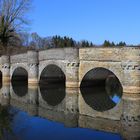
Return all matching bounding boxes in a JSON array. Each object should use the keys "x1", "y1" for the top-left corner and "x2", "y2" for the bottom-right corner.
[{"x1": 0, "y1": 104, "x2": 17, "y2": 139}]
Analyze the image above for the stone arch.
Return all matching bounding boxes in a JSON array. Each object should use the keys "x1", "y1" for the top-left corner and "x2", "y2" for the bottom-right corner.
[
  {"x1": 80, "y1": 67, "x2": 123, "y2": 112},
  {"x1": 79, "y1": 63, "x2": 123, "y2": 88},
  {"x1": 39, "y1": 63, "x2": 66, "y2": 85},
  {"x1": 39, "y1": 64, "x2": 66, "y2": 106},
  {"x1": 10, "y1": 63, "x2": 28, "y2": 78},
  {"x1": 80, "y1": 67, "x2": 122, "y2": 87},
  {"x1": 11, "y1": 67, "x2": 28, "y2": 97},
  {"x1": 39, "y1": 61, "x2": 66, "y2": 80}
]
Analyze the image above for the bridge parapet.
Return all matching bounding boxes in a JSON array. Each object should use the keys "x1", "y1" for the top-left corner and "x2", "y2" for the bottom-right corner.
[
  {"x1": 39, "y1": 48, "x2": 78, "y2": 61},
  {"x1": 39, "y1": 48, "x2": 65, "y2": 61},
  {"x1": 10, "y1": 53, "x2": 27, "y2": 63},
  {"x1": 122, "y1": 47, "x2": 140, "y2": 61},
  {"x1": 79, "y1": 47, "x2": 122, "y2": 61}
]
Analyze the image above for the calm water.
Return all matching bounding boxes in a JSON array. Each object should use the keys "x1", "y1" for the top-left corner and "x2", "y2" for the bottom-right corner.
[
  {"x1": 0, "y1": 80, "x2": 123, "y2": 140},
  {"x1": 0, "y1": 106, "x2": 122, "y2": 140}
]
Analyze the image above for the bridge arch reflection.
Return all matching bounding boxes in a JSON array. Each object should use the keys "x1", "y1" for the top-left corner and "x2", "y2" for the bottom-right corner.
[
  {"x1": 11, "y1": 67, "x2": 28, "y2": 97},
  {"x1": 80, "y1": 67, "x2": 123, "y2": 112},
  {"x1": 39, "y1": 64, "x2": 66, "y2": 106}
]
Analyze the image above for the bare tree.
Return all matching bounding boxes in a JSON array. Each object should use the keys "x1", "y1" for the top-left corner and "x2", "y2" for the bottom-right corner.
[{"x1": 0, "y1": 0, "x2": 31, "y2": 51}]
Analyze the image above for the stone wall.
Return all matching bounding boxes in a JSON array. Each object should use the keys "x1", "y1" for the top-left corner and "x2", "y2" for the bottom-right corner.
[
  {"x1": 10, "y1": 53, "x2": 27, "y2": 63},
  {"x1": 0, "y1": 47, "x2": 140, "y2": 89},
  {"x1": 79, "y1": 47, "x2": 121, "y2": 61}
]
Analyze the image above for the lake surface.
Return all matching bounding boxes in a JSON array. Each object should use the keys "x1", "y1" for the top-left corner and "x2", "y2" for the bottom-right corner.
[
  {"x1": 0, "y1": 81, "x2": 124, "y2": 140},
  {"x1": 0, "y1": 105, "x2": 122, "y2": 140}
]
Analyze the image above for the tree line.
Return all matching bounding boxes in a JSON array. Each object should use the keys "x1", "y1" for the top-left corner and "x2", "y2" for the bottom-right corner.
[
  {"x1": 103, "y1": 40, "x2": 126, "y2": 47},
  {"x1": 18, "y1": 33, "x2": 95, "y2": 48},
  {"x1": 0, "y1": 30, "x2": 129, "y2": 53}
]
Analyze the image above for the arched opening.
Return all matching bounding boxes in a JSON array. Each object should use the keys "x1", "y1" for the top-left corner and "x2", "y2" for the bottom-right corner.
[
  {"x1": 40, "y1": 65, "x2": 65, "y2": 85},
  {"x1": 80, "y1": 67, "x2": 123, "y2": 112},
  {"x1": 11, "y1": 67, "x2": 28, "y2": 97},
  {"x1": 0, "y1": 71, "x2": 2, "y2": 89},
  {"x1": 39, "y1": 64, "x2": 66, "y2": 106}
]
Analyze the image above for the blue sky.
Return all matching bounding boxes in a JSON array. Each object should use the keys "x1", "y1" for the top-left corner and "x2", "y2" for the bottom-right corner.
[{"x1": 29, "y1": 0, "x2": 140, "y2": 45}]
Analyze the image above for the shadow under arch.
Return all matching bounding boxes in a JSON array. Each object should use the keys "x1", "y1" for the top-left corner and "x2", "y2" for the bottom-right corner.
[
  {"x1": 11, "y1": 67, "x2": 28, "y2": 97},
  {"x1": 39, "y1": 64, "x2": 66, "y2": 106},
  {"x1": 0, "y1": 71, "x2": 2, "y2": 89},
  {"x1": 80, "y1": 67, "x2": 123, "y2": 112}
]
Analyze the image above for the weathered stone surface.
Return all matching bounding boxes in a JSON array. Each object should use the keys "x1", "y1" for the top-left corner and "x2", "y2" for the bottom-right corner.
[
  {"x1": 79, "y1": 47, "x2": 121, "y2": 61},
  {"x1": 122, "y1": 47, "x2": 140, "y2": 61},
  {"x1": 39, "y1": 48, "x2": 65, "y2": 61},
  {"x1": 28, "y1": 51, "x2": 38, "y2": 64},
  {"x1": 10, "y1": 53, "x2": 27, "y2": 63}
]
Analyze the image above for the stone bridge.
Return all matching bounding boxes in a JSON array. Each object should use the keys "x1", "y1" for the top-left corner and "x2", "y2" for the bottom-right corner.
[
  {"x1": 0, "y1": 47, "x2": 139, "y2": 91},
  {"x1": 0, "y1": 47, "x2": 140, "y2": 140}
]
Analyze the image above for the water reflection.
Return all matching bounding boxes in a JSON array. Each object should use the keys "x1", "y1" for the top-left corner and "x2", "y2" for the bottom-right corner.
[
  {"x1": 0, "y1": 104, "x2": 17, "y2": 140},
  {"x1": 0, "y1": 84, "x2": 10, "y2": 106},
  {"x1": 39, "y1": 83, "x2": 66, "y2": 106},
  {"x1": 0, "y1": 81, "x2": 138, "y2": 140},
  {"x1": 11, "y1": 67, "x2": 28, "y2": 97},
  {"x1": 9, "y1": 106, "x2": 121, "y2": 140},
  {"x1": 80, "y1": 68, "x2": 122, "y2": 111},
  {"x1": 10, "y1": 84, "x2": 38, "y2": 115},
  {"x1": 81, "y1": 86, "x2": 116, "y2": 111}
]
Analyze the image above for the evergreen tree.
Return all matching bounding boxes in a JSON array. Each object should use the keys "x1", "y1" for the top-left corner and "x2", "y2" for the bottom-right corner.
[
  {"x1": 117, "y1": 41, "x2": 126, "y2": 46},
  {"x1": 111, "y1": 42, "x2": 115, "y2": 46},
  {"x1": 103, "y1": 40, "x2": 111, "y2": 47}
]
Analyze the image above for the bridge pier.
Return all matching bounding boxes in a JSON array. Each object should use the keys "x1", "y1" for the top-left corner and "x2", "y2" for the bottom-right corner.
[
  {"x1": 64, "y1": 88, "x2": 79, "y2": 127},
  {"x1": 28, "y1": 51, "x2": 39, "y2": 85},
  {"x1": 66, "y1": 62, "x2": 79, "y2": 88},
  {"x1": 122, "y1": 48, "x2": 140, "y2": 94},
  {"x1": 121, "y1": 48, "x2": 140, "y2": 139},
  {"x1": 28, "y1": 85, "x2": 38, "y2": 104},
  {"x1": 65, "y1": 48, "x2": 79, "y2": 88},
  {"x1": 1, "y1": 55, "x2": 10, "y2": 83},
  {"x1": 0, "y1": 83, "x2": 10, "y2": 106}
]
